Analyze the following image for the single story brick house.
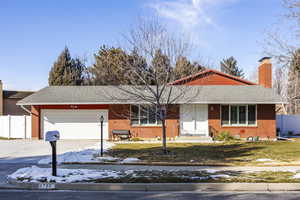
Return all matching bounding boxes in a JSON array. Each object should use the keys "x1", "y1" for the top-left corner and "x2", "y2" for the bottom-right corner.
[{"x1": 18, "y1": 57, "x2": 283, "y2": 140}]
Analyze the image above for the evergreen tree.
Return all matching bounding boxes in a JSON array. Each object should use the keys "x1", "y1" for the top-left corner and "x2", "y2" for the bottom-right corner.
[
  {"x1": 150, "y1": 49, "x2": 173, "y2": 84},
  {"x1": 174, "y1": 56, "x2": 205, "y2": 79},
  {"x1": 89, "y1": 45, "x2": 129, "y2": 85},
  {"x1": 220, "y1": 56, "x2": 244, "y2": 78},
  {"x1": 48, "y1": 47, "x2": 85, "y2": 86},
  {"x1": 125, "y1": 49, "x2": 151, "y2": 85},
  {"x1": 89, "y1": 46, "x2": 153, "y2": 85}
]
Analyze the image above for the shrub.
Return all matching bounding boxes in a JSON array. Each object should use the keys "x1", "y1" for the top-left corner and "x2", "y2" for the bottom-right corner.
[
  {"x1": 288, "y1": 131, "x2": 294, "y2": 136},
  {"x1": 214, "y1": 131, "x2": 236, "y2": 141}
]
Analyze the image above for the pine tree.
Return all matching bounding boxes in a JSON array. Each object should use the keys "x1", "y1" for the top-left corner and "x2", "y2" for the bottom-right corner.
[
  {"x1": 150, "y1": 49, "x2": 173, "y2": 84},
  {"x1": 220, "y1": 56, "x2": 244, "y2": 78},
  {"x1": 88, "y1": 45, "x2": 129, "y2": 85},
  {"x1": 174, "y1": 56, "x2": 205, "y2": 79},
  {"x1": 125, "y1": 49, "x2": 151, "y2": 85},
  {"x1": 89, "y1": 46, "x2": 153, "y2": 85},
  {"x1": 48, "y1": 47, "x2": 85, "y2": 86}
]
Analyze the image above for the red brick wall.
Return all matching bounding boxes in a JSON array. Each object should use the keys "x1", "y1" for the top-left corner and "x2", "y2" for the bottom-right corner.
[
  {"x1": 31, "y1": 104, "x2": 180, "y2": 139},
  {"x1": 208, "y1": 104, "x2": 276, "y2": 139},
  {"x1": 108, "y1": 104, "x2": 180, "y2": 139},
  {"x1": 174, "y1": 72, "x2": 254, "y2": 86},
  {"x1": 31, "y1": 105, "x2": 40, "y2": 139},
  {"x1": 259, "y1": 63, "x2": 272, "y2": 88}
]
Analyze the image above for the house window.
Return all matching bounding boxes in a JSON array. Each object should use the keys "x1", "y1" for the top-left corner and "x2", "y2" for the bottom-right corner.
[
  {"x1": 221, "y1": 105, "x2": 257, "y2": 126},
  {"x1": 248, "y1": 105, "x2": 256, "y2": 125},
  {"x1": 221, "y1": 105, "x2": 229, "y2": 125},
  {"x1": 131, "y1": 105, "x2": 161, "y2": 126}
]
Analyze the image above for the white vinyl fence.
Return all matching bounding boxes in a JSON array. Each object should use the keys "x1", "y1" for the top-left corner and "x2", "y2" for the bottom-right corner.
[
  {"x1": 0, "y1": 115, "x2": 31, "y2": 139},
  {"x1": 277, "y1": 115, "x2": 300, "y2": 136}
]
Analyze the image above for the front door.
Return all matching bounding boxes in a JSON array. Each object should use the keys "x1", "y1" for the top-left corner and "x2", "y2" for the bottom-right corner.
[{"x1": 180, "y1": 104, "x2": 208, "y2": 136}]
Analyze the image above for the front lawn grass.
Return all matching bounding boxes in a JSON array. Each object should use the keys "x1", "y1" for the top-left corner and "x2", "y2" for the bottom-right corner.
[
  {"x1": 108, "y1": 139, "x2": 300, "y2": 166},
  {"x1": 0, "y1": 136, "x2": 11, "y2": 140},
  {"x1": 91, "y1": 171, "x2": 299, "y2": 183}
]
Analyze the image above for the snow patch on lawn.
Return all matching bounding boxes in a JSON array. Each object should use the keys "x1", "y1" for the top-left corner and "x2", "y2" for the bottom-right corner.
[
  {"x1": 9, "y1": 166, "x2": 233, "y2": 183},
  {"x1": 97, "y1": 156, "x2": 119, "y2": 162},
  {"x1": 292, "y1": 173, "x2": 300, "y2": 179},
  {"x1": 38, "y1": 142, "x2": 114, "y2": 164},
  {"x1": 210, "y1": 174, "x2": 231, "y2": 179},
  {"x1": 256, "y1": 158, "x2": 274, "y2": 162},
  {"x1": 8, "y1": 166, "x2": 124, "y2": 183},
  {"x1": 121, "y1": 158, "x2": 140, "y2": 163},
  {"x1": 203, "y1": 169, "x2": 218, "y2": 173}
]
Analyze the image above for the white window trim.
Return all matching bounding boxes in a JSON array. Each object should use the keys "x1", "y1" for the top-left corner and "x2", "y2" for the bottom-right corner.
[
  {"x1": 221, "y1": 104, "x2": 257, "y2": 127},
  {"x1": 130, "y1": 105, "x2": 162, "y2": 126}
]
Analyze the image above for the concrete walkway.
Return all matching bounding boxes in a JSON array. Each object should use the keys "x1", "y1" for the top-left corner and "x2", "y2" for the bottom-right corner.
[{"x1": 60, "y1": 164, "x2": 300, "y2": 172}]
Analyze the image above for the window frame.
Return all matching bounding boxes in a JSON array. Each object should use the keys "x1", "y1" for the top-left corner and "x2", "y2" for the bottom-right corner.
[
  {"x1": 130, "y1": 104, "x2": 162, "y2": 126},
  {"x1": 220, "y1": 104, "x2": 257, "y2": 127}
]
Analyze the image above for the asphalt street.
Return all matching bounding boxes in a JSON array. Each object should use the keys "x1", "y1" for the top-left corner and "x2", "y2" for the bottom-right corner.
[{"x1": 1, "y1": 190, "x2": 300, "y2": 200}]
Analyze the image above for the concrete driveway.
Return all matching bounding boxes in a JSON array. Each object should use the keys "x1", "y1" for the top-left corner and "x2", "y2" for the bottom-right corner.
[
  {"x1": 0, "y1": 139, "x2": 99, "y2": 164},
  {"x1": 0, "y1": 139, "x2": 100, "y2": 186}
]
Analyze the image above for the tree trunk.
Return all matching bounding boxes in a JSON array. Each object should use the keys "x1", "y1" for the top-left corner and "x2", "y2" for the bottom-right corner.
[{"x1": 162, "y1": 118, "x2": 167, "y2": 154}]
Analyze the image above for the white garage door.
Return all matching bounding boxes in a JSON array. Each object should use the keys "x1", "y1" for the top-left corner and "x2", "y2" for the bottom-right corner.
[{"x1": 41, "y1": 109, "x2": 108, "y2": 140}]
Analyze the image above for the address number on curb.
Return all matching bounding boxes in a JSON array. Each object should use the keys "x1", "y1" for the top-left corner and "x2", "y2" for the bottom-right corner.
[{"x1": 38, "y1": 183, "x2": 56, "y2": 190}]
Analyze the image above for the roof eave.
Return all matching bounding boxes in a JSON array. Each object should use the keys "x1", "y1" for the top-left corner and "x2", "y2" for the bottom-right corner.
[{"x1": 17, "y1": 101, "x2": 286, "y2": 106}]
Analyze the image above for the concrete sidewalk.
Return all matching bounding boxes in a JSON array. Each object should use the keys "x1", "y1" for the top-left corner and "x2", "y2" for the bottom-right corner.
[{"x1": 60, "y1": 164, "x2": 300, "y2": 173}]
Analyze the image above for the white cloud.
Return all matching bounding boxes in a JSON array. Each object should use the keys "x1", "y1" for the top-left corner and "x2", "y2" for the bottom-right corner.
[{"x1": 148, "y1": 0, "x2": 236, "y2": 30}]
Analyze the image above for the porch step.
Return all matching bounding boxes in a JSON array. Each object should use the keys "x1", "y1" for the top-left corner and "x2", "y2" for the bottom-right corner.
[{"x1": 176, "y1": 136, "x2": 213, "y2": 142}]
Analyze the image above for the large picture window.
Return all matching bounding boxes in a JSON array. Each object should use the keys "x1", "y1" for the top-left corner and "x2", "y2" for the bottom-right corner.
[
  {"x1": 221, "y1": 105, "x2": 256, "y2": 126},
  {"x1": 131, "y1": 105, "x2": 162, "y2": 126}
]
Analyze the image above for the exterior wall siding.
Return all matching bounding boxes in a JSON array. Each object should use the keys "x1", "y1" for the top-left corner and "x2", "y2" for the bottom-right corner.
[
  {"x1": 3, "y1": 99, "x2": 31, "y2": 115},
  {"x1": 258, "y1": 63, "x2": 272, "y2": 88},
  {"x1": 31, "y1": 104, "x2": 180, "y2": 139},
  {"x1": 208, "y1": 104, "x2": 276, "y2": 139},
  {"x1": 108, "y1": 104, "x2": 179, "y2": 139},
  {"x1": 31, "y1": 105, "x2": 40, "y2": 139},
  {"x1": 0, "y1": 81, "x2": 3, "y2": 115},
  {"x1": 174, "y1": 72, "x2": 254, "y2": 86}
]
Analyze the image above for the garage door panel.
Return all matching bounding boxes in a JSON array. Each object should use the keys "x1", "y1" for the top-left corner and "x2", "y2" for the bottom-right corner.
[{"x1": 41, "y1": 109, "x2": 108, "y2": 140}]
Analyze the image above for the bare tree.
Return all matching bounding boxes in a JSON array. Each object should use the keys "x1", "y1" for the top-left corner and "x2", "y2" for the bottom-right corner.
[
  {"x1": 123, "y1": 17, "x2": 193, "y2": 66},
  {"x1": 262, "y1": 0, "x2": 300, "y2": 114},
  {"x1": 274, "y1": 66, "x2": 288, "y2": 113},
  {"x1": 110, "y1": 19, "x2": 200, "y2": 154}
]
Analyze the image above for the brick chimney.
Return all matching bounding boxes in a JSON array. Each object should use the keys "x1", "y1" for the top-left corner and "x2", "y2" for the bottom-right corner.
[
  {"x1": 0, "y1": 80, "x2": 3, "y2": 115},
  {"x1": 258, "y1": 57, "x2": 272, "y2": 88}
]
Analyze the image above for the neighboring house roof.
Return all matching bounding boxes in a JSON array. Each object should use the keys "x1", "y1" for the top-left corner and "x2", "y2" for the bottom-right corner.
[
  {"x1": 169, "y1": 69, "x2": 257, "y2": 85},
  {"x1": 3, "y1": 90, "x2": 34, "y2": 99},
  {"x1": 17, "y1": 85, "x2": 284, "y2": 105}
]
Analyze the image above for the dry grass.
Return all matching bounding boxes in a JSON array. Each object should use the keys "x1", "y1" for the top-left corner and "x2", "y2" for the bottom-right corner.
[
  {"x1": 91, "y1": 171, "x2": 300, "y2": 183},
  {"x1": 108, "y1": 139, "x2": 300, "y2": 166}
]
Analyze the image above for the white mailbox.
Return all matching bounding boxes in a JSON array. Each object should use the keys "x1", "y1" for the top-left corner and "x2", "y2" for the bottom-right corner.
[{"x1": 45, "y1": 131, "x2": 60, "y2": 142}]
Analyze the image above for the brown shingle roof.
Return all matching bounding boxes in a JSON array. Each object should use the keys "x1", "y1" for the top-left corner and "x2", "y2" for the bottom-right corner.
[{"x1": 3, "y1": 90, "x2": 34, "y2": 99}]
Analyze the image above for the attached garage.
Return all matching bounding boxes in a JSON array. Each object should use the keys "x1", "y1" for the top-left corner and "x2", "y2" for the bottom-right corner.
[{"x1": 40, "y1": 109, "x2": 108, "y2": 140}]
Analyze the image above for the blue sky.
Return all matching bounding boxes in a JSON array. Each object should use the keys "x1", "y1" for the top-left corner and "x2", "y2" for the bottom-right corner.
[{"x1": 0, "y1": 0, "x2": 284, "y2": 91}]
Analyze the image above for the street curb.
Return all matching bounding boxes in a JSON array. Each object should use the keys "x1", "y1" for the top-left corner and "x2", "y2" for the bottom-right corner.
[
  {"x1": 7, "y1": 178, "x2": 300, "y2": 191},
  {"x1": 0, "y1": 183, "x2": 23, "y2": 190}
]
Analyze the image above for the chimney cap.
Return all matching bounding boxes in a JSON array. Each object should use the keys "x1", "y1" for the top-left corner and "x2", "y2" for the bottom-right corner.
[{"x1": 258, "y1": 57, "x2": 271, "y2": 63}]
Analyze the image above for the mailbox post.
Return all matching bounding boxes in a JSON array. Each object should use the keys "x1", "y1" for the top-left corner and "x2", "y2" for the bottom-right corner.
[
  {"x1": 100, "y1": 115, "x2": 104, "y2": 157},
  {"x1": 45, "y1": 131, "x2": 60, "y2": 176},
  {"x1": 50, "y1": 141, "x2": 57, "y2": 176}
]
